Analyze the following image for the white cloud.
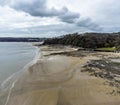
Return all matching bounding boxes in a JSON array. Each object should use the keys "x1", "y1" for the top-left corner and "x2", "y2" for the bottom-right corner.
[
  {"x1": 0, "y1": 5, "x2": 62, "y2": 37},
  {"x1": 0, "y1": 0, "x2": 120, "y2": 37}
]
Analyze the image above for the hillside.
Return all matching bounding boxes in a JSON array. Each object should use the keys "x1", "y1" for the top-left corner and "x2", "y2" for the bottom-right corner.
[
  {"x1": 0, "y1": 37, "x2": 46, "y2": 42},
  {"x1": 43, "y1": 32, "x2": 120, "y2": 50}
]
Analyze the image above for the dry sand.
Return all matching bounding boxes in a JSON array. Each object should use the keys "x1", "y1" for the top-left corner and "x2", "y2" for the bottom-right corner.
[{"x1": 2, "y1": 45, "x2": 120, "y2": 105}]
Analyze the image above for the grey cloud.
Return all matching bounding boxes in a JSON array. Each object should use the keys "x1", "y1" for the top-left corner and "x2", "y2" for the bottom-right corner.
[
  {"x1": 59, "y1": 8, "x2": 80, "y2": 24},
  {"x1": 0, "y1": 24, "x2": 92, "y2": 37},
  {"x1": 0, "y1": 0, "x2": 9, "y2": 5},
  {"x1": 1, "y1": 0, "x2": 81, "y2": 23},
  {"x1": 0, "y1": 0, "x2": 101, "y2": 31},
  {"x1": 22, "y1": 24, "x2": 100, "y2": 36},
  {"x1": 11, "y1": 0, "x2": 67, "y2": 17},
  {"x1": 76, "y1": 18, "x2": 102, "y2": 31},
  {"x1": 11, "y1": 0, "x2": 80, "y2": 24}
]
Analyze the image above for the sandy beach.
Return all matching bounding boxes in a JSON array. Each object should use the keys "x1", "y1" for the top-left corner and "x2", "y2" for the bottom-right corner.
[{"x1": 1, "y1": 45, "x2": 120, "y2": 105}]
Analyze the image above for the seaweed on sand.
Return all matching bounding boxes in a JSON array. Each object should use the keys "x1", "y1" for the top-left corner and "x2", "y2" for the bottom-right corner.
[{"x1": 82, "y1": 59, "x2": 120, "y2": 95}]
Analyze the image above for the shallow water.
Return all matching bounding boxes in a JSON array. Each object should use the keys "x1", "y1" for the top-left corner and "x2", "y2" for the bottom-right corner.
[{"x1": 0, "y1": 42, "x2": 38, "y2": 85}]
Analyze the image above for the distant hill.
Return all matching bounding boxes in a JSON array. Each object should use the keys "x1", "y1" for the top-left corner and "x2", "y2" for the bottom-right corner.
[
  {"x1": 0, "y1": 37, "x2": 46, "y2": 42},
  {"x1": 43, "y1": 32, "x2": 120, "y2": 50}
]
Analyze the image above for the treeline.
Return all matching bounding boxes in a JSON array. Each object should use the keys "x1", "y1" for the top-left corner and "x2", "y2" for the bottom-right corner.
[
  {"x1": 0, "y1": 37, "x2": 45, "y2": 42},
  {"x1": 43, "y1": 32, "x2": 120, "y2": 49}
]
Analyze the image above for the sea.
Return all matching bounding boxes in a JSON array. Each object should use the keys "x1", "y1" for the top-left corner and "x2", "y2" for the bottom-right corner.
[{"x1": 0, "y1": 42, "x2": 39, "y2": 86}]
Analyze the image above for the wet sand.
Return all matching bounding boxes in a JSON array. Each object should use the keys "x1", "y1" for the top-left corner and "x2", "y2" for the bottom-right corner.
[{"x1": 2, "y1": 45, "x2": 120, "y2": 105}]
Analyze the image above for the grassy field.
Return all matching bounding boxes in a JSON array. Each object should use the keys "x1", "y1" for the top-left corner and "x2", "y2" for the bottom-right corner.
[{"x1": 97, "y1": 47, "x2": 116, "y2": 51}]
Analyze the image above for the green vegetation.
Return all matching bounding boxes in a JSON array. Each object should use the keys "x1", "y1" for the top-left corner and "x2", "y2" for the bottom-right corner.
[
  {"x1": 43, "y1": 32, "x2": 120, "y2": 51},
  {"x1": 97, "y1": 47, "x2": 116, "y2": 51}
]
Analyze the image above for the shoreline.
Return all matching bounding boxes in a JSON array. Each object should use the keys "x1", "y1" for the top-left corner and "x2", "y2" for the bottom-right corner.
[
  {"x1": 0, "y1": 43, "x2": 40, "y2": 105},
  {"x1": 1, "y1": 45, "x2": 120, "y2": 105},
  {"x1": 1, "y1": 43, "x2": 40, "y2": 87}
]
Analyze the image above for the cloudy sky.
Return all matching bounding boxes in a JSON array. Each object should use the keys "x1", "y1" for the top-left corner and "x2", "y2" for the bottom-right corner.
[{"x1": 0, "y1": 0, "x2": 119, "y2": 37}]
